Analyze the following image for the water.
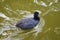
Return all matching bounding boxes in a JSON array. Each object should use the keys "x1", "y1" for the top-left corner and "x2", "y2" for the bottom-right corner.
[{"x1": 0, "y1": 0, "x2": 60, "y2": 40}]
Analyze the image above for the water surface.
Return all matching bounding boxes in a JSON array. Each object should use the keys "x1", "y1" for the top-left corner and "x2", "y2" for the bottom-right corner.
[{"x1": 0, "y1": 0, "x2": 60, "y2": 40}]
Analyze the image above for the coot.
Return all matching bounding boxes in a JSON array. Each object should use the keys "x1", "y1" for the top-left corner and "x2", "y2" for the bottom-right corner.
[{"x1": 16, "y1": 11, "x2": 40, "y2": 29}]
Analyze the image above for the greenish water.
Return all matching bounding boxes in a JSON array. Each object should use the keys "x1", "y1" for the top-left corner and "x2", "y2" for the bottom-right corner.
[{"x1": 0, "y1": 0, "x2": 60, "y2": 40}]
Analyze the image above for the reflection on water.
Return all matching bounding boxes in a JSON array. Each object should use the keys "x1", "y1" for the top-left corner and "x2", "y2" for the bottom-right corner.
[{"x1": 0, "y1": 0, "x2": 60, "y2": 40}]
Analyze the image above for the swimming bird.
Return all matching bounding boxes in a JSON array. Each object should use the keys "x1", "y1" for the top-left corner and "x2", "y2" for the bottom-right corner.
[{"x1": 16, "y1": 11, "x2": 40, "y2": 29}]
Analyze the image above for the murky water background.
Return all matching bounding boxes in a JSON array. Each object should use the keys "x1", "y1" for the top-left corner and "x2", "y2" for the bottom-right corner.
[{"x1": 0, "y1": 0, "x2": 60, "y2": 40}]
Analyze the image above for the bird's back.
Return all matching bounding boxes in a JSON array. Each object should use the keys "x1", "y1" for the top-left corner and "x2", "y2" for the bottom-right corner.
[{"x1": 16, "y1": 18, "x2": 39, "y2": 29}]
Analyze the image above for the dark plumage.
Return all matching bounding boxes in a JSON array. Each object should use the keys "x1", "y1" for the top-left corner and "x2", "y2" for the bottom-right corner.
[{"x1": 16, "y1": 11, "x2": 40, "y2": 29}]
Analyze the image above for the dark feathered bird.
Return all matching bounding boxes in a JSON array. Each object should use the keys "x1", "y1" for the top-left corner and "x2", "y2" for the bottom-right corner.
[{"x1": 16, "y1": 11, "x2": 40, "y2": 29}]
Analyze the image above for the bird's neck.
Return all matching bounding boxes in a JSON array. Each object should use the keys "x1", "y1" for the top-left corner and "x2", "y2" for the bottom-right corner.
[{"x1": 34, "y1": 16, "x2": 40, "y2": 21}]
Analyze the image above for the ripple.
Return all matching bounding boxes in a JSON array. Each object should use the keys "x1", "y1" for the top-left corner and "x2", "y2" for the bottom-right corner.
[
  {"x1": 54, "y1": 0, "x2": 58, "y2": 3},
  {"x1": 13, "y1": 17, "x2": 45, "y2": 40},
  {"x1": 34, "y1": 0, "x2": 47, "y2": 7},
  {"x1": 54, "y1": 27, "x2": 60, "y2": 34},
  {"x1": 0, "y1": 12, "x2": 10, "y2": 20},
  {"x1": 0, "y1": 10, "x2": 45, "y2": 40}
]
